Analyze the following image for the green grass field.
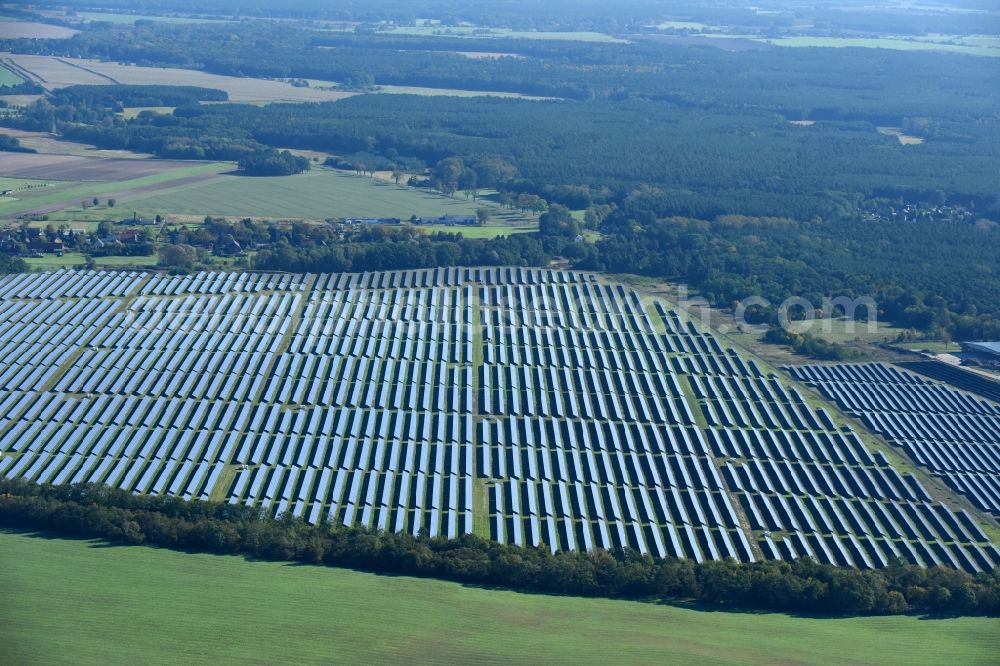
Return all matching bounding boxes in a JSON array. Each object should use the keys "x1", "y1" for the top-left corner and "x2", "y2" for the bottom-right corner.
[
  {"x1": 0, "y1": 176, "x2": 55, "y2": 193},
  {"x1": 124, "y1": 169, "x2": 529, "y2": 223},
  {"x1": 20, "y1": 251, "x2": 158, "y2": 270},
  {"x1": 4, "y1": 530, "x2": 998, "y2": 665},
  {"x1": 0, "y1": 63, "x2": 25, "y2": 87},
  {"x1": 437, "y1": 223, "x2": 536, "y2": 238},
  {"x1": 120, "y1": 106, "x2": 176, "y2": 119}
]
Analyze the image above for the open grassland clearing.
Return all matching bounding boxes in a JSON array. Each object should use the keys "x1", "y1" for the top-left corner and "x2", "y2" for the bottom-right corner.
[
  {"x1": 2, "y1": 54, "x2": 357, "y2": 103},
  {"x1": 877, "y1": 127, "x2": 926, "y2": 145},
  {"x1": 119, "y1": 106, "x2": 176, "y2": 119},
  {"x1": 124, "y1": 168, "x2": 531, "y2": 223},
  {"x1": 3, "y1": 530, "x2": 998, "y2": 666}
]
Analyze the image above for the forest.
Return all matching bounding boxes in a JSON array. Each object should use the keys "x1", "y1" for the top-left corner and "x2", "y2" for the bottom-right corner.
[
  {"x1": 13, "y1": 0, "x2": 1000, "y2": 35},
  {"x1": 10, "y1": 92, "x2": 999, "y2": 221},
  {"x1": 2, "y1": 479, "x2": 998, "y2": 617}
]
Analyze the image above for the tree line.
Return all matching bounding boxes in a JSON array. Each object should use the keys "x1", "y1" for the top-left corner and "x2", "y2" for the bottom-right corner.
[
  {"x1": 579, "y1": 214, "x2": 1000, "y2": 341},
  {"x1": 1, "y1": 479, "x2": 997, "y2": 617},
  {"x1": 151, "y1": 213, "x2": 1000, "y2": 341}
]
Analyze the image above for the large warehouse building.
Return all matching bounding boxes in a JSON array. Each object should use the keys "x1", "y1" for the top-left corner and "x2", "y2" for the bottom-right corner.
[{"x1": 961, "y1": 341, "x2": 1000, "y2": 360}]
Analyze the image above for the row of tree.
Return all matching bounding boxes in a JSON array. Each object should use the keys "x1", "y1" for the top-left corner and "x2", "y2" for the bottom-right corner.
[{"x1": 1, "y1": 479, "x2": 998, "y2": 616}]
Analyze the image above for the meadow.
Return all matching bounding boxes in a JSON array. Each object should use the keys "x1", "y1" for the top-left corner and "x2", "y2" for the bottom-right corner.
[{"x1": 4, "y1": 529, "x2": 998, "y2": 666}]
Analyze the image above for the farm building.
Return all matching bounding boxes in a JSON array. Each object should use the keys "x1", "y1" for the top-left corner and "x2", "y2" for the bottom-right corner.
[
  {"x1": 343, "y1": 217, "x2": 401, "y2": 225},
  {"x1": 961, "y1": 341, "x2": 1000, "y2": 361},
  {"x1": 26, "y1": 237, "x2": 63, "y2": 253}
]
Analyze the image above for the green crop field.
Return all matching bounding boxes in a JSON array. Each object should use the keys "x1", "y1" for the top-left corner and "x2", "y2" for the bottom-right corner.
[
  {"x1": 124, "y1": 168, "x2": 529, "y2": 223},
  {"x1": 4, "y1": 530, "x2": 997, "y2": 666}
]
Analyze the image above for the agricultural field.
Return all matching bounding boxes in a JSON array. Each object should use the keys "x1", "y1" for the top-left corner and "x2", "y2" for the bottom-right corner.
[
  {"x1": 61, "y1": 11, "x2": 228, "y2": 25},
  {"x1": 6, "y1": 531, "x2": 999, "y2": 666},
  {"x1": 383, "y1": 25, "x2": 629, "y2": 43},
  {"x1": 753, "y1": 35, "x2": 1000, "y2": 58},
  {"x1": 0, "y1": 158, "x2": 231, "y2": 219},
  {"x1": 123, "y1": 169, "x2": 531, "y2": 224},
  {"x1": 787, "y1": 363, "x2": 1000, "y2": 520},
  {"x1": 0, "y1": 22, "x2": 78, "y2": 40},
  {"x1": 0, "y1": 268, "x2": 996, "y2": 572},
  {"x1": 0, "y1": 153, "x2": 207, "y2": 182},
  {"x1": 2, "y1": 54, "x2": 356, "y2": 104},
  {"x1": 0, "y1": 129, "x2": 154, "y2": 158}
]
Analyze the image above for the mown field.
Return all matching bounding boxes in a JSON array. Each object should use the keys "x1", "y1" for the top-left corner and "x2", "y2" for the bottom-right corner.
[
  {"x1": 124, "y1": 168, "x2": 533, "y2": 224},
  {"x1": 4, "y1": 530, "x2": 997, "y2": 666}
]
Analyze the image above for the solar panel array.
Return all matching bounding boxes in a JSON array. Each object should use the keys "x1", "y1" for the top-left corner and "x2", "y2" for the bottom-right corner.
[
  {"x1": 0, "y1": 269, "x2": 996, "y2": 573},
  {"x1": 787, "y1": 363, "x2": 1000, "y2": 521}
]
